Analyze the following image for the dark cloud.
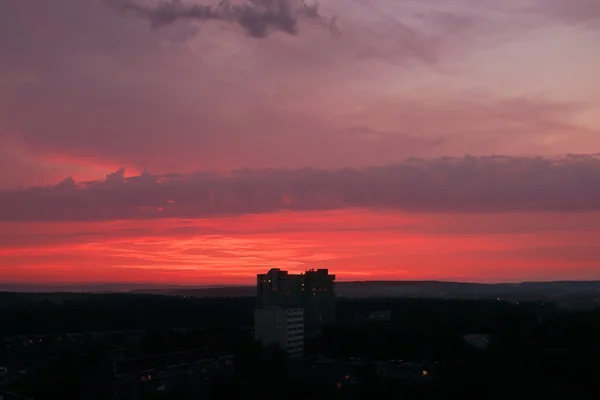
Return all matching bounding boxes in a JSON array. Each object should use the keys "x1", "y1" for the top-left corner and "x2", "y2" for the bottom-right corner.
[
  {"x1": 2, "y1": 154, "x2": 600, "y2": 221},
  {"x1": 107, "y1": 0, "x2": 337, "y2": 37}
]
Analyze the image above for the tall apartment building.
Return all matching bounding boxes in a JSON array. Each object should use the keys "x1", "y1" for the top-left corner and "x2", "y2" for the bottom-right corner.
[
  {"x1": 304, "y1": 269, "x2": 336, "y2": 337},
  {"x1": 255, "y1": 268, "x2": 335, "y2": 340},
  {"x1": 253, "y1": 308, "x2": 304, "y2": 358},
  {"x1": 257, "y1": 268, "x2": 304, "y2": 309}
]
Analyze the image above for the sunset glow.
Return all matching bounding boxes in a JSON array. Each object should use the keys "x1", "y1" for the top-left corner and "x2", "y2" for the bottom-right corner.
[
  {"x1": 2, "y1": 209, "x2": 600, "y2": 284},
  {"x1": 1, "y1": 0, "x2": 600, "y2": 285}
]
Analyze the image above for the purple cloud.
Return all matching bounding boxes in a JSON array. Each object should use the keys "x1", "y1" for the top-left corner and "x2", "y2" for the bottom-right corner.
[
  {"x1": 1, "y1": 154, "x2": 600, "y2": 221},
  {"x1": 1, "y1": 0, "x2": 599, "y2": 191}
]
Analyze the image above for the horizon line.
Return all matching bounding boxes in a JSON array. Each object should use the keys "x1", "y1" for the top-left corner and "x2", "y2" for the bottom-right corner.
[{"x1": 2, "y1": 278, "x2": 600, "y2": 289}]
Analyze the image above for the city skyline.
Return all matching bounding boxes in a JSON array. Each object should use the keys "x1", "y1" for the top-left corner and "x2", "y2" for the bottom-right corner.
[{"x1": 1, "y1": 0, "x2": 600, "y2": 285}]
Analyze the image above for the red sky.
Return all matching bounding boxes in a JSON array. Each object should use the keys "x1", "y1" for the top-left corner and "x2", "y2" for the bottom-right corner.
[
  {"x1": 1, "y1": 0, "x2": 600, "y2": 284},
  {"x1": 2, "y1": 208, "x2": 600, "y2": 284}
]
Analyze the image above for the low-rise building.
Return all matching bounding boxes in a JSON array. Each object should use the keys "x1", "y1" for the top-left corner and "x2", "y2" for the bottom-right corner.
[{"x1": 109, "y1": 348, "x2": 235, "y2": 400}]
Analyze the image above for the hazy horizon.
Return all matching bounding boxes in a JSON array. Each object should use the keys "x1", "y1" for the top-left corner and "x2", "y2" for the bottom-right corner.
[{"x1": 3, "y1": 277, "x2": 600, "y2": 290}]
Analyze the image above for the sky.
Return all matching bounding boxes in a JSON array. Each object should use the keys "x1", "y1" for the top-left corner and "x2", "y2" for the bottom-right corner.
[{"x1": 1, "y1": 0, "x2": 600, "y2": 285}]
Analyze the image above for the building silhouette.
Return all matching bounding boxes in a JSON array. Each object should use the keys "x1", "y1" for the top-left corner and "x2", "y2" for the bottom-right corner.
[
  {"x1": 257, "y1": 268, "x2": 304, "y2": 309},
  {"x1": 254, "y1": 268, "x2": 336, "y2": 356}
]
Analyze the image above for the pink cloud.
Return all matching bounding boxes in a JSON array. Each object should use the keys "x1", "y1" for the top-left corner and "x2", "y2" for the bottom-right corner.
[{"x1": 1, "y1": 0, "x2": 598, "y2": 183}]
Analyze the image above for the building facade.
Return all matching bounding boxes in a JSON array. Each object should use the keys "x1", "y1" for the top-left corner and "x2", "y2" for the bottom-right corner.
[{"x1": 254, "y1": 308, "x2": 304, "y2": 358}]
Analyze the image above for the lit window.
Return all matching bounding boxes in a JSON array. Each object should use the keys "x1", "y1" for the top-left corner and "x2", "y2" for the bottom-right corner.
[{"x1": 422, "y1": 370, "x2": 428, "y2": 377}]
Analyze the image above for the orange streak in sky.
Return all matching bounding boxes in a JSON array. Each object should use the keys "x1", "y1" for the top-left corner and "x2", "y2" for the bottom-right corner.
[{"x1": 1, "y1": 209, "x2": 600, "y2": 284}]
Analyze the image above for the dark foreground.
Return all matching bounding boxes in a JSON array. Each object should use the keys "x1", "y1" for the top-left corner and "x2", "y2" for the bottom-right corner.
[{"x1": 1, "y1": 293, "x2": 599, "y2": 399}]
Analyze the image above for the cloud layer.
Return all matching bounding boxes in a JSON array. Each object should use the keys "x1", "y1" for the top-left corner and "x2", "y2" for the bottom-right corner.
[
  {"x1": 2, "y1": 155, "x2": 600, "y2": 221},
  {"x1": 1, "y1": 0, "x2": 599, "y2": 190}
]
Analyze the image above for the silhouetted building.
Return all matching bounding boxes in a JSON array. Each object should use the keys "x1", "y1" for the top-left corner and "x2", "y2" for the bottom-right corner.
[
  {"x1": 254, "y1": 308, "x2": 304, "y2": 358},
  {"x1": 257, "y1": 269, "x2": 304, "y2": 309},
  {"x1": 255, "y1": 268, "x2": 335, "y2": 342},
  {"x1": 303, "y1": 269, "x2": 336, "y2": 337}
]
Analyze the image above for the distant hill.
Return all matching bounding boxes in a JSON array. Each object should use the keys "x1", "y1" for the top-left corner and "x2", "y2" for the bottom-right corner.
[
  {"x1": 130, "y1": 280, "x2": 600, "y2": 306},
  {"x1": 335, "y1": 281, "x2": 600, "y2": 303},
  {"x1": 132, "y1": 286, "x2": 255, "y2": 298},
  {"x1": 3, "y1": 281, "x2": 600, "y2": 307}
]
